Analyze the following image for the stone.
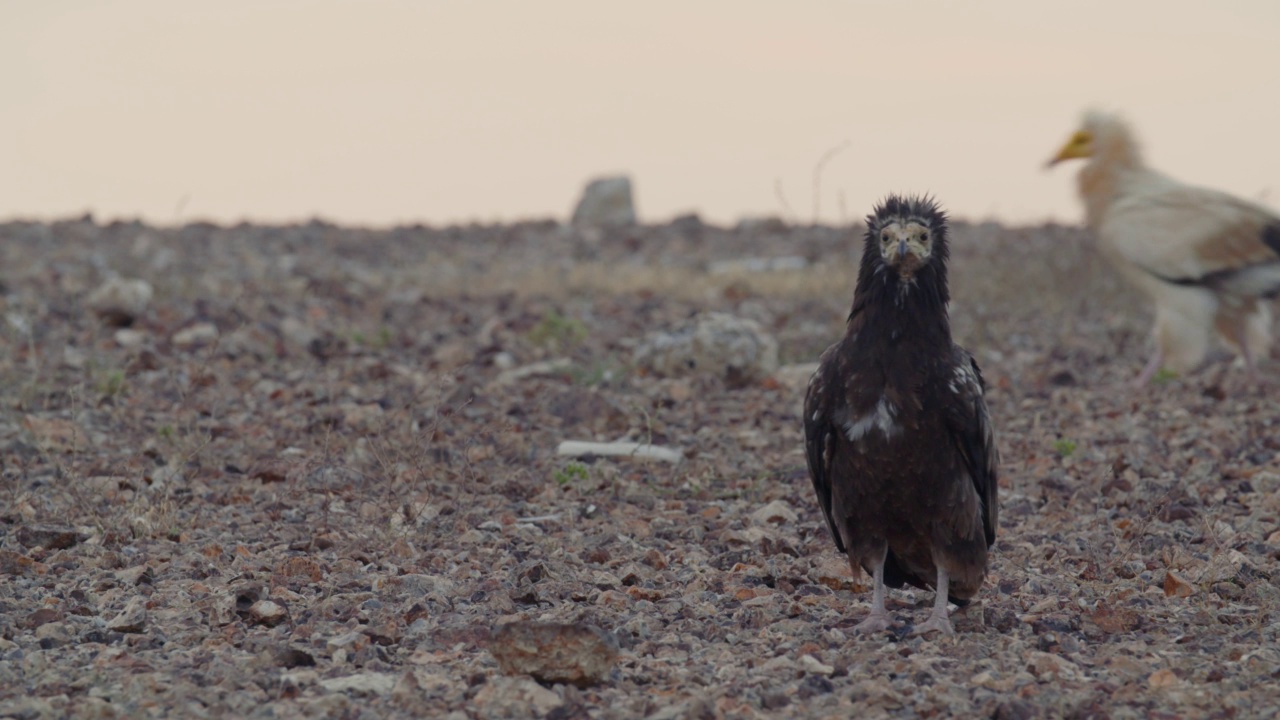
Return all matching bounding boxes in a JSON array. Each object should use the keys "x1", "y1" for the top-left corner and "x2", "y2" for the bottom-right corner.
[
  {"x1": 750, "y1": 500, "x2": 798, "y2": 526},
  {"x1": 1163, "y1": 570, "x2": 1195, "y2": 598},
  {"x1": 372, "y1": 573, "x2": 456, "y2": 596},
  {"x1": 34, "y1": 621, "x2": 72, "y2": 647},
  {"x1": 810, "y1": 554, "x2": 865, "y2": 592},
  {"x1": 248, "y1": 600, "x2": 289, "y2": 627},
  {"x1": 489, "y1": 621, "x2": 619, "y2": 687},
  {"x1": 86, "y1": 276, "x2": 153, "y2": 326},
  {"x1": 15, "y1": 525, "x2": 84, "y2": 550},
  {"x1": 772, "y1": 362, "x2": 820, "y2": 416},
  {"x1": 62, "y1": 346, "x2": 87, "y2": 370},
  {"x1": 634, "y1": 312, "x2": 778, "y2": 387},
  {"x1": 472, "y1": 676, "x2": 564, "y2": 718},
  {"x1": 340, "y1": 403, "x2": 384, "y2": 433},
  {"x1": 799, "y1": 654, "x2": 834, "y2": 676},
  {"x1": 547, "y1": 388, "x2": 630, "y2": 434},
  {"x1": 317, "y1": 672, "x2": 398, "y2": 696},
  {"x1": 262, "y1": 645, "x2": 316, "y2": 669},
  {"x1": 107, "y1": 598, "x2": 147, "y2": 633},
  {"x1": 280, "y1": 317, "x2": 318, "y2": 349},
  {"x1": 708, "y1": 256, "x2": 809, "y2": 275},
  {"x1": 993, "y1": 699, "x2": 1037, "y2": 720},
  {"x1": 23, "y1": 608, "x2": 63, "y2": 630},
  {"x1": 172, "y1": 322, "x2": 219, "y2": 348},
  {"x1": 0, "y1": 550, "x2": 38, "y2": 576},
  {"x1": 115, "y1": 565, "x2": 155, "y2": 586},
  {"x1": 114, "y1": 328, "x2": 147, "y2": 349},
  {"x1": 1148, "y1": 668, "x2": 1180, "y2": 688},
  {"x1": 1197, "y1": 550, "x2": 1251, "y2": 584},
  {"x1": 1085, "y1": 597, "x2": 1136, "y2": 630},
  {"x1": 571, "y1": 176, "x2": 636, "y2": 226},
  {"x1": 390, "y1": 670, "x2": 422, "y2": 707},
  {"x1": 327, "y1": 631, "x2": 370, "y2": 656},
  {"x1": 1027, "y1": 651, "x2": 1079, "y2": 681},
  {"x1": 0, "y1": 698, "x2": 56, "y2": 720},
  {"x1": 22, "y1": 416, "x2": 90, "y2": 453},
  {"x1": 734, "y1": 216, "x2": 789, "y2": 233}
]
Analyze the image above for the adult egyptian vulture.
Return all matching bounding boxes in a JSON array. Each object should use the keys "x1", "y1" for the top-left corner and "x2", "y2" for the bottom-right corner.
[
  {"x1": 1048, "y1": 110, "x2": 1280, "y2": 386},
  {"x1": 803, "y1": 194, "x2": 999, "y2": 637}
]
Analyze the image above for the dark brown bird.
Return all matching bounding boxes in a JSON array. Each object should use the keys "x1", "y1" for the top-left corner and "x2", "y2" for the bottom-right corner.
[{"x1": 804, "y1": 194, "x2": 999, "y2": 636}]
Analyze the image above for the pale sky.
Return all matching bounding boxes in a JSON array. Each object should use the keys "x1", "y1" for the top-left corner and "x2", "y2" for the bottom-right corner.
[{"x1": 2, "y1": 1, "x2": 1278, "y2": 227}]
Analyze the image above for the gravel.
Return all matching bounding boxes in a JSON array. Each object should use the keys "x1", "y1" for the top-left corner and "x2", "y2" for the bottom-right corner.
[{"x1": 0, "y1": 215, "x2": 1277, "y2": 718}]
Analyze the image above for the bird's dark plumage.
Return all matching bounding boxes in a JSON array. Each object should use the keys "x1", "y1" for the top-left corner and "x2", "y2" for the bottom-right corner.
[{"x1": 803, "y1": 194, "x2": 999, "y2": 636}]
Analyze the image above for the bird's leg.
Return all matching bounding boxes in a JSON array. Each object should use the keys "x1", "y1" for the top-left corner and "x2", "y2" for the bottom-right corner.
[
  {"x1": 910, "y1": 564, "x2": 956, "y2": 637},
  {"x1": 852, "y1": 546, "x2": 898, "y2": 635},
  {"x1": 1233, "y1": 333, "x2": 1275, "y2": 393},
  {"x1": 1238, "y1": 332, "x2": 1259, "y2": 379},
  {"x1": 1133, "y1": 348, "x2": 1164, "y2": 388}
]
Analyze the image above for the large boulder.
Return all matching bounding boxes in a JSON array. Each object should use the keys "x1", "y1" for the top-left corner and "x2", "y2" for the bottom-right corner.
[
  {"x1": 634, "y1": 312, "x2": 778, "y2": 387},
  {"x1": 571, "y1": 176, "x2": 636, "y2": 226}
]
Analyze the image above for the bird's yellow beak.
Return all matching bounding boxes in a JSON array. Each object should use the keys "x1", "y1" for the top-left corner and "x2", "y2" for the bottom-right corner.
[{"x1": 1045, "y1": 130, "x2": 1093, "y2": 169}]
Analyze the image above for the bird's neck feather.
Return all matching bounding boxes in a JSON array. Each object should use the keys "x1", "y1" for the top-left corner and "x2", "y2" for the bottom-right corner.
[
  {"x1": 1079, "y1": 131, "x2": 1145, "y2": 228},
  {"x1": 848, "y1": 265, "x2": 953, "y2": 344}
]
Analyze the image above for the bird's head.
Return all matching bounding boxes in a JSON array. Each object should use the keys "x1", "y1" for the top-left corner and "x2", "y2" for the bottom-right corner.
[
  {"x1": 865, "y1": 194, "x2": 948, "y2": 280},
  {"x1": 1046, "y1": 110, "x2": 1137, "y2": 169}
]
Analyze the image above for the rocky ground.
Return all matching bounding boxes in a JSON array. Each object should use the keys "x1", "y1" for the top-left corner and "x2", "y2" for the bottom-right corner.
[{"x1": 1, "y1": 215, "x2": 1278, "y2": 719}]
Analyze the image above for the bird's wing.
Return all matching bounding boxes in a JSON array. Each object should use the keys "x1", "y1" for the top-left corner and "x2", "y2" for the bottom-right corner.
[
  {"x1": 1102, "y1": 181, "x2": 1280, "y2": 298},
  {"x1": 803, "y1": 344, "x2": 845, "y2": 552},
  {"x1": 942, "y1": 349, "x2": 999, "y2": 546}
]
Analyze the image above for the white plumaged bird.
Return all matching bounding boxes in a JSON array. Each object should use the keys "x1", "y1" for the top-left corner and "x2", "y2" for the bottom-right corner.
[{"x1": 1048, "y1": 110, "x2": 1280, "y2": 386}]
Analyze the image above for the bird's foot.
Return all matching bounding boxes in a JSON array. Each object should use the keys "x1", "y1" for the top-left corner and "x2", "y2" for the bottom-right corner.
[
  {"x1": 1132, "y1": 348, "x2": 1164, "y2": 386},
  {"x1": 852, "y1": 609, "x2": 900, "y2": 635},
  {"x1": 910, "y1": 612, "x2": 956, "y2": 638},
  {"x1": 1238, "y1": 371, "x2": 1273, "y2": 396}
]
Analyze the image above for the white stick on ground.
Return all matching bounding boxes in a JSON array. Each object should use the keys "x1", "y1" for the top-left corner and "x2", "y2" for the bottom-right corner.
[
  {"x1": 556, "y1": 441, "x2": 683, "y2": 463},
  {"x1": 494, "y1": 358, "x2": 573, "y2": 385}
]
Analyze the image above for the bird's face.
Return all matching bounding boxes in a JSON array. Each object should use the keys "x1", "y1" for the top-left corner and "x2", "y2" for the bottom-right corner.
[
  {"x1": 1047, "y1": 128, "x2": 1094, "y2": 167},
  {"x1": 877, "y1": 219, "x2": 934, "y2": 276}
]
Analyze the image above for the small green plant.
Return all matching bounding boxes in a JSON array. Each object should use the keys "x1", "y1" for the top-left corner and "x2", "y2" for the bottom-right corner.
[
  {"x1": 1053, "y1": 438, "x2": 1077, "y2": 458},
  {"x1": 528, "y1": 309, "x2": 588, "y2": 351},
  {"x1": 97, "y1": 369, "x2": 127, "y2": 397},
  {"x1": 350, "y1": 327, "x2": 393, "y2": 349},
  {"x1": 1152, "y1": 368, "x2": 1179, "y2": 384},
  {"x1": 156, "y1": 424, "x2": 175, "y2": 441},
  {"x1": 553, "y1": 461, "x2": 590, "y2": 486}
]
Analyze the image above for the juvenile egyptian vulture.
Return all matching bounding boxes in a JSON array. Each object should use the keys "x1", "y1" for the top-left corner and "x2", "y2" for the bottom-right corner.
[
  {"x1": 1048, "y1": 111, "x2": 1280, "y2": 386},
  {"x1": 804, "y1": 195, "x2": 999, "y2": 637}
]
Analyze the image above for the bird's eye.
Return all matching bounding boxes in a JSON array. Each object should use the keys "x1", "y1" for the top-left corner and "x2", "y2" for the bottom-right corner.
[
  {"x1": 920, "y1": 231, "x2": 929, "y2": 242},
  {"x1": 880, "y1": 231, "x2": 891, "y2": 243}
]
